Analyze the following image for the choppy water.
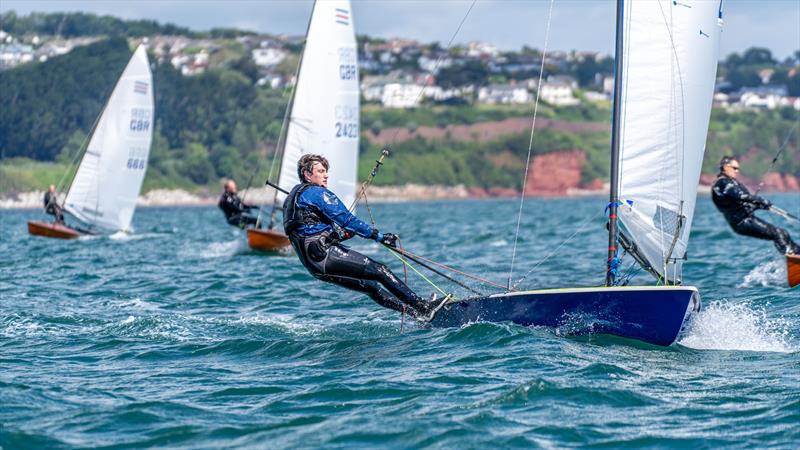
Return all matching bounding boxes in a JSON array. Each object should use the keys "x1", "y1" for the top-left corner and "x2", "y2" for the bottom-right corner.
[{"x1": 2, "y1": 194, "x2": 799, "y2": 448}]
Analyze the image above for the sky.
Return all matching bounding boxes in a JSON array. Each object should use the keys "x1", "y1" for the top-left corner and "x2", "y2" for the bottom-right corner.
[{"x1": 2, "y1": 0, "x2": 798, "y2": 60}]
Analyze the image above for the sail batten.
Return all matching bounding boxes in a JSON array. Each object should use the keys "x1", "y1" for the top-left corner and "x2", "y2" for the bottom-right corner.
[
  {"x1": 615, "y1": 0, "x2": 722, "y2": 282},
  {"x1": 64, "y1": 44, "x2": 153, "y2": 232},
  {"x1": 277, "y1": 0, "x2": 360, "y2": 206}
]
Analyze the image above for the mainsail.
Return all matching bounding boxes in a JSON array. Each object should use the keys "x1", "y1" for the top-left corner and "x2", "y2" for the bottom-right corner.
[
  {"x1": 615, "y1": 0, "x2": 722, "y2": 282},
  {"x1": 64, "y1": 44, "x2": 154, "y2": 232},
  {"x1": 276, "y1": 0, "x2": 360, "y2": 206}
]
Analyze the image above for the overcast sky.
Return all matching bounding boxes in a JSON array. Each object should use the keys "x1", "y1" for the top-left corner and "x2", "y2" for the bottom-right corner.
[{"x1": 2, "y1": 0, "x2": 798, "y2": 60}]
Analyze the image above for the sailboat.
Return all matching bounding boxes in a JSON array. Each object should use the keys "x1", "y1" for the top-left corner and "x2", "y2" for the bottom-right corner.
[
  {"x1": 430, "y1": 0, "x2": 723, "y2": 346},
  {"x1": 788, "y1": 255, "x2": 800, "y2": 288},
  {"x1": 247, "y1": 0, "x2": 360, "y2": 251},
  {"x1": 27, "y1": 44, "x2": 154, "y2": 239}
]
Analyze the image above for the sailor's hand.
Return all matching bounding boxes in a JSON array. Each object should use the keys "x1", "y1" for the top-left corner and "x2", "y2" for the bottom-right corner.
[
  {"x1": 378, "y1": 233, "x2": 399, "y2": 248},
  {"x1": 755, "y1": 198, "x2": 772, "y2": 210}
]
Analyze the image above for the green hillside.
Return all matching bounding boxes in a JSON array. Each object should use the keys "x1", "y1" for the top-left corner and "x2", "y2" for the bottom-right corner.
[{"x1": 0, "y1": 35, "x2": 797, "y2": 195}]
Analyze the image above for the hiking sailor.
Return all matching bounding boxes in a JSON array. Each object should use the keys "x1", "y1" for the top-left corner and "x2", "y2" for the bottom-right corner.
[
  {"x1": 712, "y1": 156, "x2": 800, "y2": 255},
  {"x1": 218, "y1": 179, "x2": 260, "y2": 229},
  {"x1": 43, "y1": 184, "x2": 65, "y2": 225},
  {"x1": 284, "y1": 154, "x2": 449, "y2": 320}
]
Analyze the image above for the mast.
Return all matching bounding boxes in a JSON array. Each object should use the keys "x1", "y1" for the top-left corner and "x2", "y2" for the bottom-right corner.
[
  {"x1": 606, "y1": 0, "x2": 625, "y2": 287},
  {"x1": 265, "y1": 0, "x2": 316, "y2": 228}
]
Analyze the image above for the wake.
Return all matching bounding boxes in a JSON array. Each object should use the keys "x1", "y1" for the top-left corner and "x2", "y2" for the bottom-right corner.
[
  {"x1": 739, "y1": 259, "x2": 786, "y2": 288},
  {"x1": 678, "y1": 300, "x2": 795, "y2": 353}
]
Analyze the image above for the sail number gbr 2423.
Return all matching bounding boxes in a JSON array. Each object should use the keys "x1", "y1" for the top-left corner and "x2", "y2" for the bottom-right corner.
[{"x1": 334, "y1": 104, "x2": 358, "y2": 139}]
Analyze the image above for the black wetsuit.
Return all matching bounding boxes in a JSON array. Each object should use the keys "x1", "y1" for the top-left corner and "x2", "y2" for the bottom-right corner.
[
  {"x1": 283, "y1": 183, "x2": 432, "y2": 316},
  {"x1": 43, "y1": 191, "x2": 64, "y2": 224},
  {"x1": 218, "y1": 191, "x2": 259, "y2": 228},
  {"x1": 711, "y1": 175, "x2": 799, "y2": 255}
]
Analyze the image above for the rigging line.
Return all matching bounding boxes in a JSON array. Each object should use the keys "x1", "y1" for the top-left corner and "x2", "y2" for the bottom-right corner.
[
  {"x1": 386, "y1": 246, "x2": 483, "y2": 295},
  {"x1": 391, "y1": 246, "x2": 507, "y2": 291},
  {"x1": 507, "y1": 0, "x2": 555, "y2": 290},
  {"x1": 384, "y1": 247, "x2": 448, "y2": 295},
  {"x1": 57, "y1": 59, "x2": 124, "y2": 212},
  {"x1": 386, "y1": 0, "x2": 478, "y2": 146},
  {"x1": 754, "y1": 123, "x2": 798, "y2": 196},
  {"x1": 350, "y1": 148, "x2": 389, "y2": 212},
  {"x1": 251, "y1": 53, "x2": 304, "y2": 226},
  {"x1": 656, "y1": 0, "x2": 688, "y2": 272},
  {"x1": 511, "y1": 210, "x2": 603, "y2": 290},
  {"x1": 350, "y1": 1, "x2": 477, "y2": 214},
  {"x1": 255, "y1": 8, "x2": 313, "y2": 227}
]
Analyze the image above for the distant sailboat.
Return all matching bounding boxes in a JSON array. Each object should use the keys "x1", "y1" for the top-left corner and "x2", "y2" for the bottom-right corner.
[
  {"x1": 788, "y1": 255, "x2": 800, "y2": 288},
  {"x1": 431, "y1": 0, "x2": 724, "y2": 346},
  {"x1": 247, "y1": 0, "x2": 360, "y2": 251},
  {"x1": 28, "y1": 44, "x2": 154, "y2": 239}
]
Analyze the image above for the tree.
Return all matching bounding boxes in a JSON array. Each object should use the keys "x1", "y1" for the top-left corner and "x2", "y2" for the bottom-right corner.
[{"x1": 436, "y1": 60, "x2": 490, "y2": 89}]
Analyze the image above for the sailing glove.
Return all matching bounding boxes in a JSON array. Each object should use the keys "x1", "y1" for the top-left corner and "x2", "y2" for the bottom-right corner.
[
  {"x1": 378, "y1": 233, "x2": 399, "y2": 248},
  {"x1": 755, "y1": 198, "x2": 772, "y2": 210}
]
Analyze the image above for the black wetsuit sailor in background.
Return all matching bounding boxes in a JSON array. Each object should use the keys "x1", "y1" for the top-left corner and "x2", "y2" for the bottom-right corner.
[
  {"x1": 284, "y1": 154, "x2": 448, "y2": 320},
  {"x1": 711, "y1": 156, "x2": 800, "y2": 255},
  {"x1": 44, "y1": 184, "x2": 64, "y2": 224},
  {"x1": 218, "y1": 179, "x2": 260, "y2": 229}
]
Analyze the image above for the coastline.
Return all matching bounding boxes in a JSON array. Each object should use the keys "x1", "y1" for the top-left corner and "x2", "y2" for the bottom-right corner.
[
  {"x1": 1, "y1": 184, "x2": 606, "y2": 210},
  {"x1": 0, "y1": 182, "x2": 744, "y2": 210}
]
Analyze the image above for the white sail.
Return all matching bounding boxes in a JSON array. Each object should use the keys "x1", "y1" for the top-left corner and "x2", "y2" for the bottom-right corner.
[
  {"x1": 277, "y1": 0, "x2": 360, "y2": 206},
  {"x1": 64, "y1": 44, "x2": 154, "y2": 232},
  {"x1": 616, "y1": 0, "x2": 722, "y2": 282}
]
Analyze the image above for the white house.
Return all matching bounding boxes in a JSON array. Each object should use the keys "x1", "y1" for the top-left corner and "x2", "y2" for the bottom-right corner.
[
  {"x1": 0, "y1": 43, "x2": 34, "y2": 69},
  {"x1": 477, "y1": 84, "x2": 531, "y2": 104},
  {"x1": 466, "y1": 41, "x2": 499, "y2": 58},
  {"x1": 583, "y1": 91, "x2": 609, "y2": 103},
  {"x1": 381, "y1": 83, "x2": 425, "y2": 108},
  {"x1": 540, "y1": 81, "x2": 580, "y2": 106},
  {"x1": 739, "y1": 91, "x2": 781, "y2": 109},
  {"x1": 603, "y1": 76, "x2": 615, "y2": 96},
  {"x1": 251, "y1": 47, "x2": 286, "y2": 67}
]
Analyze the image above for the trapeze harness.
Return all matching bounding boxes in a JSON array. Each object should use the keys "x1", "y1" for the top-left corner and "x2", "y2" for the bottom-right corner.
[
  {"x1": 711, "y1": 175, "x2": 799, "y2": 255},
  {"x1": 283, "y1": 183, "x2": 432, "y2": 315}
]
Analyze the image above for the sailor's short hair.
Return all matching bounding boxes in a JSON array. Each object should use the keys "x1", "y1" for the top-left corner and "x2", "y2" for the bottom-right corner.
[
  {"x1": 719, "y1": 155, "x2": 738, "y2": 171},
  {"x1": 297, "y1": 154, "x2": 329, "y2": 182}
]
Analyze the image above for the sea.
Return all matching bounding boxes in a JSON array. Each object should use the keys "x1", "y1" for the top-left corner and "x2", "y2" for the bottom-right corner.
[{"x1": 1, "y1": 194, "x2": 799, "y2": 449}]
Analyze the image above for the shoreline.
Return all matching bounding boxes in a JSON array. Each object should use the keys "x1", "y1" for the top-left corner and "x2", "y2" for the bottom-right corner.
[{"x1": 2, "y1": 183, "x2": 797, "y2": 210}]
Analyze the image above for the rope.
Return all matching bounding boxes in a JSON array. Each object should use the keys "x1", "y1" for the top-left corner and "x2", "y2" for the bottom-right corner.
[
  {"x1": 398, "y1": 237, "x2": 408, "y2": 285},
  {"x1": 754, "y1": 123, "x2": 798, "y2": 195},
  {"x1": 387, "y1": 246, "x2": 484, "y2": 296},
  {"x1": 349, "y1": 2, "x2": 477, "y2": 214},
  {"x1": 507, "y1": 0, "x2": 555, "y2": 290},
  {"x1": 390, "y1": 246, "x2": 506, "y2": 292},
  {"x1": 386, "y1": 0, "x2": 478, "y2": 146},
  {"x1": 511, "y1": 210, "x2": 603, "y2": 290},
  {"x1": 385, "y1": 246, "x2": 448, "y2": 295},
  {"x1": 350, "y1": 148, "x2": 388, "y2": 213},
  {"x1": 253, "y1": 34, "x2": 307, "y2": 228}
]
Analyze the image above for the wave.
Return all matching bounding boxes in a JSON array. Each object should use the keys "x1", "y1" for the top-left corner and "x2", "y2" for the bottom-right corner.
[
  {"x1": 679, "y1": 300, "x2": 795, "y2": 353},
  {"x1": 199, "y1": 239, "x2": 248, "y2": 258},
  {"x1": 235, "y1": 313, "x2": 325, "y2": 337},
  {"x1": 739, "y1": 259, "x2": 786, "y2": 288},
  {"x1": 109, "y1": 231, "x2": 169, "y2": 241}
]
